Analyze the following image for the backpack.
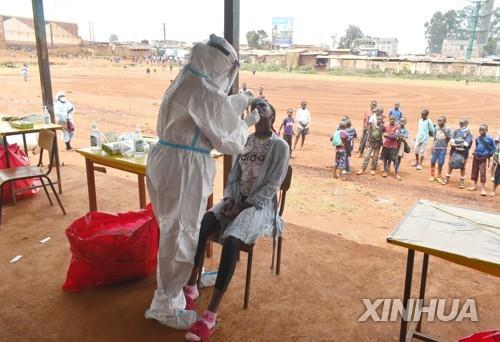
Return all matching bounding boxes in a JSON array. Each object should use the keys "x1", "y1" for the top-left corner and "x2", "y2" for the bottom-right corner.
[
  {"x1": 427, "y1": 120, "x2": 434, "y2": 137},
  {"x1": 331, "y1": 130, "x2": 342, "y2": 146}
]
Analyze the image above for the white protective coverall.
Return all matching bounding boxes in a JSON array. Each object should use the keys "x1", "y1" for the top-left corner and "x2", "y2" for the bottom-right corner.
[
  {"x1": 145, "y1": 34, "x2": 255, "y2": 329},
  {"x1": 54, "y1": 92, "x2": 75, "y2": 143}
]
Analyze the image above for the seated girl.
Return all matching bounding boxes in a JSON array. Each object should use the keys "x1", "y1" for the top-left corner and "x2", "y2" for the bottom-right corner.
[{"x1": 184, "y1": 99, "x2": 290, "y2": 341}]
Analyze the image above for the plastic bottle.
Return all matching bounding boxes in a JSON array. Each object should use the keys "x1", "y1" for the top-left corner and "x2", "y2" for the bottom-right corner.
[
  {"x1": 90, "y1": 122, "x2": 101, "y2": 152},
  {"x1": 133, "y1": 126, "x2": 145, "y2": 158},
  {"x1": 43, "y1": 106, "x2": 51, "y2": 125}
]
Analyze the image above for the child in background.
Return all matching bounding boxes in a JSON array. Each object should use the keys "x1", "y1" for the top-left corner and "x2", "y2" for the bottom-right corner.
[
  {"x1": 413, "y1": 109, "x2": 434, "y2": 170},
  {"x1": 429, "y1": 116, "x2": 452, "y2": 184},
  {"x1": 468, "y1": 124, "x2": 497, "y2": 196},
  {"x1": 344, "y1": 118, "x2": 357, "y2": 173},
  {"x1": 444, "y1": 119, "x2": 473, "y2": 188},
  {"x1": 490, "y1": 132, "x2": 500, "y2": 182},
  {"x1": 21, "y1": 64, "x2": 28, "y2": 82},
  {"x1": 380, "y1": 115, "x2": 401, "y2": 180},
  {"x1": 490, "y1": 133, "x2": 500, "y2": 196},
  {"x1": 331, "y1": 121, "x2": 350, "y2": 180},
  {"x1": 359, "y1": 100, "x2": 377, "y2": 156},
  {"x1": 278, "y1": 108, "x2": 295, "y2": 155},
  {"x1": 357, "y1": 114, "x2": 384, "y2": 176},
  {"x1": 397, "y1": 118, "x2": 409, "y2": 167}
]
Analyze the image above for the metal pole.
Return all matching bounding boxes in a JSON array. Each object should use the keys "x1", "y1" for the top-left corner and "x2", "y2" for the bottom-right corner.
[
  {"x1": 399, "y1": 249, "x2": 415, "y2": 342},
  {"x1": 163, "y1": 23, "x2": 166, "y2": 46},
  {"x1": 416, "y1": 253, "x2": 429, "y2": 333},
  {"x1": 466, "y1": 1, "x2": 482, "y2": 60},
  {"x1": 32, "y1": 0, "x2": 62, "y2": 194},
  {"x1": 223, "y1": 0, "x2": 240, "y2": 188},
  {"x1": 31, "y1": 0, "x2": 55, "y2": 122}
]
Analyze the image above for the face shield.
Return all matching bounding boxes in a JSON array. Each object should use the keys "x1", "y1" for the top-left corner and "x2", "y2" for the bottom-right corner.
[
  {"x1": 56, "y1": 91, "x2": 66, "y2": 103},
  {"x1": 207, "y1": 35, "x2": 240, "y2": 94}
]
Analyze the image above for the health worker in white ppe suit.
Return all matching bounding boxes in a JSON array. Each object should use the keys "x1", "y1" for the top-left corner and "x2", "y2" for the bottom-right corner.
[
  {"x1": 54, "y1": 91, "x2": 75, "y2": 151},
  {"x1": 145, "y1": 34, "x2": 260, "y2": 329}
]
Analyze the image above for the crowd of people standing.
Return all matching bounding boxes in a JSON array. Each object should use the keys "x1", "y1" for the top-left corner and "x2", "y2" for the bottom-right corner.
[
  {"x1": 339, "y1": 100, "x2": 499, "y2": 196},
  {"x1": 247, "y1": 84, "x2": 499, "y2": 197}
]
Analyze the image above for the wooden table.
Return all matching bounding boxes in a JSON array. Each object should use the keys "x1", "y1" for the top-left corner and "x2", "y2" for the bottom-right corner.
[
  {"x1": 387, "y1": 200, "x2": 500, "y2": 342},
  {"x1": 0, "y1": 120, "x2": 64, "y2": 201},
  {"x1": 76, "y1": 147, "x2": 150, "y2": 211},
  {"x1": 76, "y1": 145, "x2": 221, "y2": 256}
]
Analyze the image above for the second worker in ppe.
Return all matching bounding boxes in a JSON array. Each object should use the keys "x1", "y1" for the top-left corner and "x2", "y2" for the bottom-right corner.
[{"x1": 54, "y1": 91, "x2": 75, "y2": 151}]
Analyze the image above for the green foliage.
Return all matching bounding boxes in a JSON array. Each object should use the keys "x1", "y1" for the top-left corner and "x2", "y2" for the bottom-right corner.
[
  {"x1": 338, "y1": 25, "x2": 363, "y2": 49},
  {"x1": 484, "y1": 7, "x2": 500, "y2": 55},
  {"x1": 424, "y1": 10, "x2": 461, "y2": 54},
  {"x1": 327, "y1": 68, "x2": 500, "y2": 83},
  {"x1": 425, "y1": 5, "x2": 500, "y2": 55},
  {"x1": 109, "y1": 34, "x2": 119, "y2": 42},
  {"x1": 245, "y1": 30, "x2": 270, "y2": 49},
  {"x1": 295, "y1": 66, "x2": 318, "y2": 74},
  {"x1": 140, "y1": 39, "x2": 149, "y2": 45}
]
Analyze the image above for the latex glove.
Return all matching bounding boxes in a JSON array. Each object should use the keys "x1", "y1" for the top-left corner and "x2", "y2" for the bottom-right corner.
[
  {"x1": 463, "y1": 141, "x2": 469, "y2": 148},
  {"x1": 244, "y1": 109, "x2": 261, "y2": 127}
]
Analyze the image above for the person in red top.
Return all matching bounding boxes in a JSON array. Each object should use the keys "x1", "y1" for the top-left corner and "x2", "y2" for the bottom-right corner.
[
  {"x1": 358, "y1": 100, "x2": 377, "y2": 156},
  {"x1": 381, "y1": 115, "x2": 402, "y2": 180}
]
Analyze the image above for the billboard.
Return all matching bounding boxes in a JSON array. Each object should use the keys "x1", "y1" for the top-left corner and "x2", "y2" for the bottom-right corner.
[{"x1": 272, "y1": 17, "x2": 293, "y2": 47}]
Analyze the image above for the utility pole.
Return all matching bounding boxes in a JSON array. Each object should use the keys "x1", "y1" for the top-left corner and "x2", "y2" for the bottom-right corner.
[
  {"x1": 88, "y1": 21, "x2": 92, "y2": 46},
  {"x1": 223, "y1": 0, "x2": 240, "y2": 188},
  {"x1": 162, "y1": 23, "x2": 166, "y2": 46},
  {"x1": 466, "y1": 1, "x2": 482, "y2": 60}
]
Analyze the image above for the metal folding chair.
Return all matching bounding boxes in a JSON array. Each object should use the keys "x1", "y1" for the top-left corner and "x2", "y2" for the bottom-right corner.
[
  {"x1": 201, "y1": 165, "x2": 293, "y2": 309},
  {"x1": 0, "y1": 129, "x2": 66, "y2": 225}
]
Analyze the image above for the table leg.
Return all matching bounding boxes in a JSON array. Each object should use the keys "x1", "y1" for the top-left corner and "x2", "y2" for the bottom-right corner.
[
  {"x1": 3, "y1": 136, "x2": 16, "y2": 204},
  {"x1": 205, "y1": 194, "x2": 214, "y2": 258},
  {"x1": 416, "y1": 253, "x2": 429, "y2": 333},
  {"x1": 22, "y1": 134, "x2": 28, "y2": 155},
  {"x1": 138, "y1": 174, "x2": 146, "y2": 209},
  {"x1": 53, "y1": 132, "x2": 62, "y2": 194},
  {"x1": 85, "y1": 158, "x2": 97, "y2": 211},
  {"x1": 399, "y1": 249, "x2": 415, "y2": 342}
]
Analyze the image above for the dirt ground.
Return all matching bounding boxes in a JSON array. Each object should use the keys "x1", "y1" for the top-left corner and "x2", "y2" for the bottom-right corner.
[{"x1": 0, "y1": 56, "x2": 499, "y2": 342}]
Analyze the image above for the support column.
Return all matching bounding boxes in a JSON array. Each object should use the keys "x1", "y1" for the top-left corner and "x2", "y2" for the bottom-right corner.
[
  {"x1": 223, "y1": 0, "x2": 240, "y2": 188},
  {"x1": 32, "y1": 0, "x2": 54, "y2": 122},
  {"x1": 32, "y1": 0, "x2": 61, "y2": 193}
]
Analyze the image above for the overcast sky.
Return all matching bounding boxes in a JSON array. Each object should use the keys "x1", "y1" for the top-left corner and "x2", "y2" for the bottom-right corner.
[{"x1": 1, "y1": 0, "x2": 473, "y2": 54}]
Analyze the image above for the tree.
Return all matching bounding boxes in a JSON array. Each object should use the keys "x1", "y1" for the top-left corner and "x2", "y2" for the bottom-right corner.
[
  {"x1": 140, "y1": 39, "x2": 149, "y2": 45},
  {"x1": 483, "y1": 37, "x2": 498, "y2": 55},
  {"x1": 245, "y1": 30, "x2": 270, "y2": 49},
  {"x1": 424, "y1": 11, "x2": 449, "y2": 53},
  {"x1": 109, "y1": 34, "x2": 119, "y2": 42},
  {"x1": 246, "y1": 31, "x2": 259, "y2": 48},
  {"x1": 484, "y1": 7, "x2": 500, "y2": 55},
  {"x1": 425, "y1": 6, "x2": 500, "y2": 55},
  {"x1": 338, "y1": 25, "x2": 364, "y2": 49}
]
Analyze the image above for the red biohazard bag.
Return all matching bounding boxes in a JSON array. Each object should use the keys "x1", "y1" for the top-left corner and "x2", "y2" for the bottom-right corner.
[
  {"x1": 459, "y1": 331, "x2": 500, "y2": 342},
  {"x1": 63, "y1": 204, "x2": 159, "y2": 292},
  {"x1": 0, "y1": 144, "x2": 40, "y2": 203}
]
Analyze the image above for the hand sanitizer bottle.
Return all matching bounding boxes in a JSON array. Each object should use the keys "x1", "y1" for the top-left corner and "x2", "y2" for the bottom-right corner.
[
  {"x1": 133, "y1": 126, "x2": 145, "y2": 158},
  {"x1": 90, "y1": 122, "x2": 101, "y2": 151},
  {"x1": 43, "y1": 106, "x2": 51, "y2": 125}
]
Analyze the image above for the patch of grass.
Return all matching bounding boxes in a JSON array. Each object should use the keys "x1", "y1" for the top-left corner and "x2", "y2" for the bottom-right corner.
[{"x1": 241, "y1": 63, "x2": 500, "y2": 83}]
